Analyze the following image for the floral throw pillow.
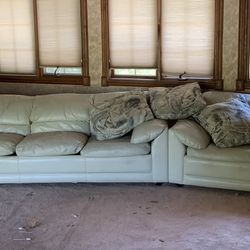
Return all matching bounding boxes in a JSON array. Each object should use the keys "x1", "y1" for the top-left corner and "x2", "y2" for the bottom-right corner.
[
  {"x1": 90, "y1": 91, "x2": 154, "y2": 140},
  {"x1": 150, "y1": 82, "x2": 206, "y2": 120},
  {"x1": 194, "y1": 98, "x2": 250, "y2": 148}
]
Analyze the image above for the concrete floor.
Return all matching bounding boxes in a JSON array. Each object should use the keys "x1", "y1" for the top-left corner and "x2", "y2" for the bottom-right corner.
[{"x1": 0, "y1": 184, "x2": 250, "y2": 250}]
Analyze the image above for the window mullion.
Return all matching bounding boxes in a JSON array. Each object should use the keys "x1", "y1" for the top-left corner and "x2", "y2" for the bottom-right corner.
[
  {"x1": 157, "y1": 0, "x2": 162, "y2": 81},
  {"x1": 213, "y1": 0, "x2": 224, "y2": 88},
  {"x1": 32, "y1": 0, "x2": 41, "y2": 78},
  {"x1": 80, "y1": 0, "x2": 89, "y2": 80}
]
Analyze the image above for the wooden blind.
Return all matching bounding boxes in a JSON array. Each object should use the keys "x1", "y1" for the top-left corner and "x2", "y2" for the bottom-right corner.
[
  {"x1": 161, "y1": 0, "x2": 215, "y2": 77},
  {"x1": 0, "y1": 0, "x2": 36, "y2": 74},
  {"x1": 37, "y1": 0, "x2": 82, "y2": 67},
  {"x1": 109, "y1": 0, "x2": 158, "y2": 68}
]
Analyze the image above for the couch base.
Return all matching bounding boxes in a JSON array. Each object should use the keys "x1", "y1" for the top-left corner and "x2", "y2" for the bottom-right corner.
[
  {"x1": 0, "y1": 155, "x2": 163, "y2": 184},
  {"x1": 183, "y1": 157, "x2": 250, "y2": 191},
  {"x1": 184, "y1": 176, "x2": 250, "y2": 192}
]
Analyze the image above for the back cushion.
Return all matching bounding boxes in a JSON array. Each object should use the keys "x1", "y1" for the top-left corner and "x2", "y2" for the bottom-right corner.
[
  {"x1": 0, "y1": 95, "x2": 33, "y2": 135},
  {"x1": 30, "y1": 94, "x2": 91, "y2": 135},
  {"x1": 203, "y1": 91, "x2": 250, "y2": 105}
]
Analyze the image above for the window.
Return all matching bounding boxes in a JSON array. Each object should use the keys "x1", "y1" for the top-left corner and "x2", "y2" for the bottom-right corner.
[
  {"x1": 237, "y1": 0, "x2": 250, "y2": 91},
  {"x1": 101, "y1": 0, "x2": 224, "y2": 89},
  {"x1": 0, "y1": 0, "x2": 36, "y2": 74},
  {"x1": 0, "y1": 0, "x2": 89, "y2": 85}
]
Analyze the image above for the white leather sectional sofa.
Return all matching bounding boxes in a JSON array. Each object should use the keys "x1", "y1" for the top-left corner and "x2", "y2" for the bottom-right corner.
[
  {"x1": 0, "y1": 92, "x2": 168, "y2": 184},
  {"x1": 169, "y1": 91, "x2": 250, "y2": 191},
  {"x1": 1, "y1": 90, "x2": 250, "y2": 192}
]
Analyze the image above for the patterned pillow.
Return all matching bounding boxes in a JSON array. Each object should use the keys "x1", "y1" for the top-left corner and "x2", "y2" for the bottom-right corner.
[
  {"x1": 90, "y1": 91, "x2": 154, "y2": 140},
  {"x1": 150, "y1": 82, "x2": 206, "y2": 120},
  {"x1": 194, "y1": 98, "x2": 250, "y2": 148}
]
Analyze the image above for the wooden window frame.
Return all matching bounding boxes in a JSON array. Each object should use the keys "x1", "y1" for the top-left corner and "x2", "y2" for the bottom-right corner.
[
  {"x1": 237, "y1": 0, "x2": 250, "y2": 91},
  {"x1": 101, "y1": 0, "x2": 224, "y2": 90},
  {"x1": 0, "y1": 0, "x2": 90, "y2": 85}
]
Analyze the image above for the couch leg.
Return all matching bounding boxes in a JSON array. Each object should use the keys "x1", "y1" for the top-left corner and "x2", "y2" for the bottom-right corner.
[
  {"x1": 155, "y1": 183, "x2": 164, "y2": 186},
  {"x1": 176, "y1": 184, "x2": 184, "y2": 188}
]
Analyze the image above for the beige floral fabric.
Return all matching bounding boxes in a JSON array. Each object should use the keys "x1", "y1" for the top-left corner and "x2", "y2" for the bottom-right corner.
[
  {"x1": 150, "y1": 82, "x2": 206, "y2": 120},
  {"x1": 90, "y1": 92, "x2": 154, "y2": 140},
  {"x1": 194, "y1": 98, "x2": 250, "y2": 148}
]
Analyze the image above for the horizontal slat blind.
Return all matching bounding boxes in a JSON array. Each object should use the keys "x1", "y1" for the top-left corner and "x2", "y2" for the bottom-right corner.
[
  {"x1": 0, "y1": 0, "x2": 35, "y2": 74},
  {"x1": 37, "y1": 0, "x2": 82, "y2": 67},
  {"x1": 109, "y1": 0, "x2": 157, "y2": 68},
  {"x1": 162, "y1": 0, "x2": 215, "y2": 77}
]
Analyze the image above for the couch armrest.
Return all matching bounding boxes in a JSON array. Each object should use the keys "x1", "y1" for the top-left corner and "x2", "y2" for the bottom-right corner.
[
  {"x1": 168, "y1": 130, "x2": 186, "y2": 184},
  {"x1": 168, "y1": 119, "x2": 210, "y2": 184},
  {"x1": 151, "y1": 126, "x2": 168, "y2": 183}
]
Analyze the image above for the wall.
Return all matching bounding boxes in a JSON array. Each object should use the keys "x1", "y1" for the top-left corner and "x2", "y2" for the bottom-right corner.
[
  {"x1": 222, "y1": 0, "x2": 239, "y2": 91},
  {"x1": 0, "y1": 0, "x2": 242, "y2": 93}
]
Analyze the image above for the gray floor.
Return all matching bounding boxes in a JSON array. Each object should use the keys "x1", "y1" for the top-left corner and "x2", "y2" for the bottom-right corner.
[{"x1": 0, "y1": 183, "x2": 250, "y2": 250}]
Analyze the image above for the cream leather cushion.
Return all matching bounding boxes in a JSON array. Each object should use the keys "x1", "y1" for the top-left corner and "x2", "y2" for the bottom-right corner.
[
  {"x1": 187, "y1": 143, "x2": 250, "y2": 163},
  {"x1": 0, "y1": 95, "x2": 33, "y2": 135},
  {"x1": 0, "y1": 133, "x2": 24, "y2": 156},
  {"x1": 171, "y1": 120, "x2": 210, "y2": 149},
  {"x1": 81, "y1": 136, "x2": 150, "y2": 157},
  {"x1": 131, "y1": 119, "x2": 167, "y2": 144},
  {"x1": 16, "y1": 132, "x2": 88, "y2": 157},
  {"x1": 30, "y1": 94, "x2": 91, "y2": 135}
]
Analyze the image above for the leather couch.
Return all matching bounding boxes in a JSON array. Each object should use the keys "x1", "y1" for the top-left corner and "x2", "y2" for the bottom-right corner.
[
  {"x1": 0, "y1": 92, "x2": 168, "y2": 184},
  {"x1": 169, "y1": 91, "x2": 250, "y2": 191}
]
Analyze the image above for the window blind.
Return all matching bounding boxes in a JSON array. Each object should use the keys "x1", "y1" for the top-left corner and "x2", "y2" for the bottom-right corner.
[
  {"x1": 0, "y1": 0, "x2": 35, "y2": 74},
  {"x1": 109, "y1": 0, "x2": 157, "y2": 68},
  {"x1": 37, "y1": 0, "x2": 82, "y2": 67},
  {"x1": 162, "y1": 0, "x2": 215, "y2": 77}
]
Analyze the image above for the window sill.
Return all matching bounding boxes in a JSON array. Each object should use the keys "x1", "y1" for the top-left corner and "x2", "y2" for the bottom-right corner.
[
  {"x1": 0, "y1": 75, "x2": 90, "y2": 86},
  {"x1": 102, "y1": 76, "x2": 223, "y2": 90}
]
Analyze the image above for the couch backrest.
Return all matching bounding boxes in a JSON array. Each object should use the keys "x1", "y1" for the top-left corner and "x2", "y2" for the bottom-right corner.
[
  {"x1": 0, "y1": 95, "x2": 33, "y2": 135},
  {"x1": 30, "y1": 94, "x2": 92, "y2": 135},
  {"x1": 203, "y1": 91, "x2": 250, "y2": 105}
]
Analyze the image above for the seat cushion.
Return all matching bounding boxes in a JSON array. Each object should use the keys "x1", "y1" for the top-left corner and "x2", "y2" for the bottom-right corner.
[
  {"x1": 150, "y1": 82, "x2": 206, "y2": 120},
  {"x1": 90, "y1": 91, "x2": 153, "y2": 140},
  {"x1": 81, "y1": 136, "x2": 150, "y2": 157},
  {"x1": 0, "y1": 95, "x2": 33, "y2": 135},
  {"x1": 195, "y1": 98, "x2": 250, "y2": 148},
  {"x1": 0, "y1": 133, "x2": 24, "y2": 156},
  {"x1": 16, "y1": 132, "x2": 88, "y2": 157},
  {"x1": 187, "y1": 143, "x2": 250, "y2": 163},
  {"x1": 30, "y1": 94, "x2": 91, "y2": 135}
]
